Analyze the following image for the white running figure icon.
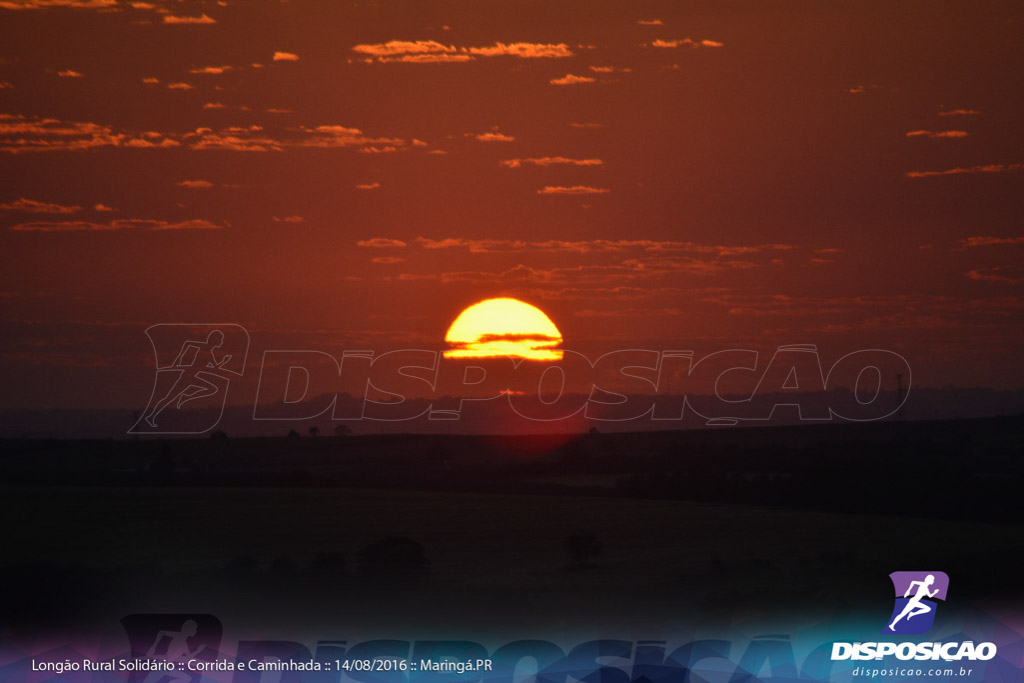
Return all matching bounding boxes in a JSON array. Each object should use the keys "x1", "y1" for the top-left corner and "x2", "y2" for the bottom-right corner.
[{"x1": 889, "y1": 574, "x2": 939, "y2": 631}]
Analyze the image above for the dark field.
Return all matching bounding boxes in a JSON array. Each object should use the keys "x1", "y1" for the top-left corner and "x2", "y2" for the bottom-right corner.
[{"x1": 2, "y1": 416, "x2": 1021, "y2": 640}]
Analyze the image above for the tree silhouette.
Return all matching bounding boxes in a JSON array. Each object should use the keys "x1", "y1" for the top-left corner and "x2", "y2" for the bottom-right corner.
[{"x1": 309, "y1": 425, "x2": 320, "y2": 437}]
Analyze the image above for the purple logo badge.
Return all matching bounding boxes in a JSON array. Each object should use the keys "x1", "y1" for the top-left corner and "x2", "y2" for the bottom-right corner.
[{"x1": 883, "y1": 571, "x2": 950, "y2": 634}]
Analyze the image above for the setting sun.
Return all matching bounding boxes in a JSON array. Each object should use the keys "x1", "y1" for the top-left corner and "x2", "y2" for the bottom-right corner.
[{"x1": 444, "y1": 298, "x2": 564, "y2": 361}]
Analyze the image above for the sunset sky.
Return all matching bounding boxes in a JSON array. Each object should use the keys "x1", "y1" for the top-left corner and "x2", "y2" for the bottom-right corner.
[{"x1": 1, "y1": 0, "x2": 1022, "y2": 411}]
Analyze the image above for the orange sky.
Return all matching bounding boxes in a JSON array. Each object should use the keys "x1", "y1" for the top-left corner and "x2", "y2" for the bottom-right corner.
[{"x1": 1, "y1": 0, "x2": 1022, "y2": 410}]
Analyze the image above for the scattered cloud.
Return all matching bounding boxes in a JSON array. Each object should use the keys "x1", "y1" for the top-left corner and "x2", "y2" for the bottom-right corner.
[
  {"x1": 537, "y1": 185, "x2": 609, "y2": 195},
  {"x1": 372, "y1": 256, "x2": 404, "y2": 264},
  {"x1": 353, "y1": 40, "x2": 456, "y2": 57},
  {"x1": 189, "y1": 65, "x2": 233, "y2": 75},
  {"x1": 961, "y1": 236, "x2": 1024, "y2": 248},
  {"x1": 938, "y1": 109, "x2": 980, "y2": 117},
  {"x1": 10, "y1": 218, "x2": 224, "y2": 232},
  {"x1": 475, "y1": 132, "x2": 514, "y2": 142},
  {"x1": 141, "y1": 77, "x2": 160, "y2": 85},
  {"x1": 0, "y1": 0, "x2": 116, "y2": 8},
  {"x1": 360, "y1": 53, "x2": 472, "y2": 64},
  {"x1": 905, "y1": 130, "x2": 969, "y2": 138},
  {"x1": 177, "y1": 179, "x2": 215, "y2": 188},
  {"x1": 906, "y1": 163, "x2": 1024, "y2": 179},
  {"x1": 357, "y1": 238, "x2": 407, "y2": 248},
  {"x1": 637, "y1": 19, "x2": 663, "y2": 26},
  {"x1": 351, "y1": 40, "x2": 572, "y2": 64},
  {"x1": 202, "y1": 102, "x2": 226, "y2": 109},
  {"x1": 500, "y1": 157, "x2": 603, "y2": 168},
  {"x1": 183, "y1": 126, "x2": 280, "y2": 151},
  {"x1": 649, "y1": 38, "x2": 723, "y2": 48},
  {"x1": 0, "y1": 198, "x2": 81, "y2": 213},
  {"x1": 588, "y1": 65, "x2": 631, "y2": 73},
  {"x1": 273, "y1": 51, "x2": 300, "y2": 62},
  {"x1": 967, "y1": 266, "x2": 1024, "y2": 285},
  {"x1": 162, "y1": 14, "x2": 216, "y2": 25},
  {"x1": 93, "y1": 203, "x2": 114, "y2": 211},
  {"x1": 466, "y1": 42, "x2": 573, "y2": 58},
  {"x1": 166, "y1": 82, "x2": 194, "y2": 90},
  {"x1": 0, "y1": 81, "x2": 12, "y2": 89},
  {"x1": 0, "y1": 114, "x2": 180, "y2": 153},
  {"x1": 357, "y1": 145, "x2": 398, "y2": 153},
  {"x1": 273, "y1": 215, "x2": 303, "y2": 223},
  {"x1": 297, "y1": 124, "x2": 400, "y2": 149},
  {"x1": 569, "y1": 122, "x2": 604, "y2": 129},
  {"x1": 356, "y1": 182, "x2": 381, "y2": 190},
  {"x1": 182, "y1": 123, "x2": 403, "y2": 152},
  {"x1": 57, "y1": 69, "x2": 83, "y2": 78},
  {"x1": 550, "y1": 73, "x2": 595, "y2": 85}
]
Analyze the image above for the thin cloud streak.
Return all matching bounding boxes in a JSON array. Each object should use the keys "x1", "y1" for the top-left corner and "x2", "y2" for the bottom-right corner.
[
  {"x1": 357, "y1": 238, "x2": 407, "y2": 248},
  {"x1": 0, "y1": 198, "x2": 81, "y2": 213},
  {"x1": 162, "y1": 14, "x2": 216, "y2": 24},
  {"x1": 475, "y1": 132, "x2": 514, "y2": 142},
  {"x1": 550, "y1": 74, "x2": 595, "y2": 85},
  {"x1": 10, "y1": 218, "x2": 224, "y2": 232},
  {"x1": 500, "y1": 157, "x2": 603, "y2": 168},
  {"x1": 0, "y1": 114, "x2": 180, "y2": 153},
  {"x1": 0, "y1": 0, "x2": 115, "y2": 8},
  {"x1": 351, "y1": 40, "x2": 572, "y2": 63},
  {"x1": 961, "y1": 236, "x2": 1024, "y2": 247},
  {"x1": 967, "y1": 266, "x2": 1024, "y2": 285},
  {"x1": 537, "y1": 185, "x2": 609, "y2": 195},
  {"x1": 906, "y1": 163, "x2": 1024, "y2": 179},
  {"x1": 905, "y1": 130, "x2": 969, "y2": 138},
  {"x1": 649, "y1": 38, "x2": 724, "y2": 48}
]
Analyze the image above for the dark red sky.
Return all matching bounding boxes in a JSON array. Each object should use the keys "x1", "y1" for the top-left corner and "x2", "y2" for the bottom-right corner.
[{"x1": 1, "y1": 0, "x2": 1022, "y2": 410}]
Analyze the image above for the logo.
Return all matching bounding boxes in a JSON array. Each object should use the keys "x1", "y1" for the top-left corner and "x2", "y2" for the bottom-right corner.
[
  {"x1": 884, "y1": 571, "x2": 950, "y2": 635},
  {"x1": 130, "y1": 324, "x2": 249, "y2": 435},
  {"x1": 831, "y1": 570, "x2": 996, "y2": 664}
]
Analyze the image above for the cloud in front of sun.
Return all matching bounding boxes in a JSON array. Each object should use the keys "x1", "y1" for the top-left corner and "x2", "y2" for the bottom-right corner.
[{"x1": 444, "y1": 298, "x2": 563, "y2": 361}]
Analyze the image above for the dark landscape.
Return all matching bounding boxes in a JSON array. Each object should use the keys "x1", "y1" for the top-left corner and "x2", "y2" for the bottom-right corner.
[{"x1": 3, "y1": 416, "x2": 1020, "y2": 639}]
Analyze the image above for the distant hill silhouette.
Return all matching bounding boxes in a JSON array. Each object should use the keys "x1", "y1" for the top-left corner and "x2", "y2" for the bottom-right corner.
[{"x1": 0, "y1": 386, "x2": 1020, "y2": 439}]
